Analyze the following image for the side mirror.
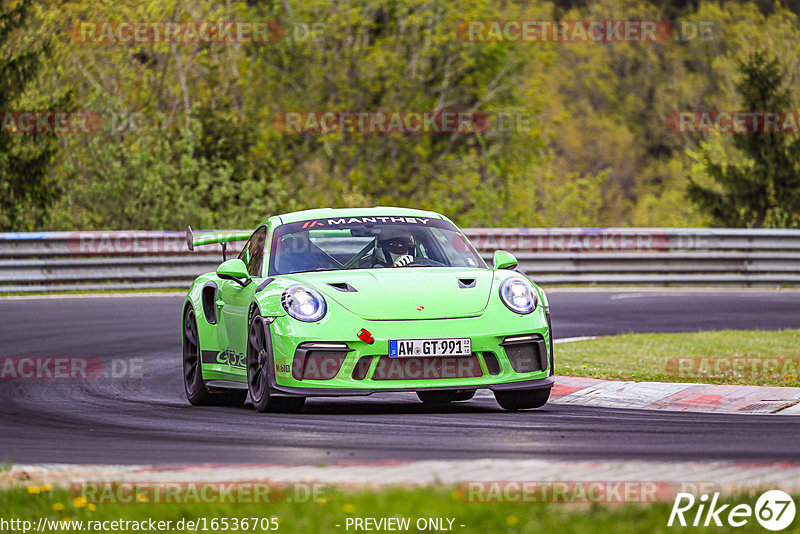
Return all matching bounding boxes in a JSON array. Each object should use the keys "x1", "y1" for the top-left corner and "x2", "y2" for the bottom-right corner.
[
  {"x1": 217, "y1": 259, "x2": 252, "y2": 287},
  {"x1": 492, "y1": 250, "x2": 518, "y2": 270}
]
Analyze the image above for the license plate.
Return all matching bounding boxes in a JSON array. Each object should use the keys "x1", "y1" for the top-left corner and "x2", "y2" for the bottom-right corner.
[{"x1": 389, "y1": 338, "x2": 471, "y2": 357}]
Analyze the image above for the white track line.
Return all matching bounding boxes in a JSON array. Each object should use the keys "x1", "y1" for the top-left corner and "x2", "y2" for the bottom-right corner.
[{"x1": 553, "y1": 336, "x2": 598, "y2": 344}]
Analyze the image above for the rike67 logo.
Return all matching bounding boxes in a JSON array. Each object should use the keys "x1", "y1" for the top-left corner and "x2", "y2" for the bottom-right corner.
[{"x1": 669, "y1": 490, "x2": 796, "y2": 531}]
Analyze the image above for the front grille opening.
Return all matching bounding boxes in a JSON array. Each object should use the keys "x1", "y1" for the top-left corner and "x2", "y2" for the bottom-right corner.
[
  {"x1": 294, "y1": 351, "x2": 348, "y2": 380},
  {"x1": 483, "y1": 353, "x2": 501, "y2": 375},
  {"x1": 502, "y1": 336, "x2": 548, "y2": 374},
  {"x1": 505, "y1": 344, "x2": 541, "y2": 373},
  {"x1": 352, "y1": 356, "x2": 373, "y2": 380}
]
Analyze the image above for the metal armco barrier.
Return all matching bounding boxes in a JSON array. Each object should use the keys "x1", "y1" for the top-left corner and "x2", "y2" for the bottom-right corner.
[{"x1": 1, "y1": 228, "x2": 799, "y2": 292}]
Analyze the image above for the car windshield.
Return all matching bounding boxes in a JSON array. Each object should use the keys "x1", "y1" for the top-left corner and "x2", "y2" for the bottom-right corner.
[{"x1": 268, "y1": 217, "x2": 486, "y2": 275}]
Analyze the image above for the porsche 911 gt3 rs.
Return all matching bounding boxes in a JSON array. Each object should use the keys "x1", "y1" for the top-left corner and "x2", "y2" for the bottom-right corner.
[{"x1": 182, "y1": 207, "x2": 554, "y2": 412}]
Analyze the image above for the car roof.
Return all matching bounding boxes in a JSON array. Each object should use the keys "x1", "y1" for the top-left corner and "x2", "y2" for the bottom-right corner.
[{"x1": 264, "y1": 206, "x2": 444, "y2": 226}]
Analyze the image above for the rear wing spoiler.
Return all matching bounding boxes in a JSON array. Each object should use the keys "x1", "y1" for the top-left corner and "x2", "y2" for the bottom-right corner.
[{"x1": 186, "y1": 226, "x2": 251, "y2": 260}]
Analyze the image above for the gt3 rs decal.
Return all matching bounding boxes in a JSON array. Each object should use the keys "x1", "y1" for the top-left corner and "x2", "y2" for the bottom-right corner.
[
  {"x1": 217, "y1": 350, "x2": 246, "y2": 369},
  {"x1": 201, "y1": 349, "x2": 245, "y2": 369}
]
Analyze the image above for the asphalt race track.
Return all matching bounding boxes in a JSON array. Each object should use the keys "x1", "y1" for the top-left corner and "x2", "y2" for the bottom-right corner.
[{"x1": 1, "y1": 290, "x2": 799, "y2": 465}]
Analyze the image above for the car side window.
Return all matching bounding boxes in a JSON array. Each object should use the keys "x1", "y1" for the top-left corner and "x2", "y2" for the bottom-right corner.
[{"x1": 239, "y1": 226, "x2": 267, "y2": 277}]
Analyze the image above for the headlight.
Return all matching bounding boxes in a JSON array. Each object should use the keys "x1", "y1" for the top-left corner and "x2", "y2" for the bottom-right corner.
[
  {"x1": 499, "y1": 277, "x2": 537, "y2": 314},
  {"x1": 281, "y1": 285, "x2": 327, "y2": 322}
]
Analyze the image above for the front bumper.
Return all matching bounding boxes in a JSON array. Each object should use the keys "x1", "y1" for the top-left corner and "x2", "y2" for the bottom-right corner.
[
  {"x1": 267, "y1": 302, "x2": 553, "y2": 395},
  {"x1": 270, "y1": 376, "x2": 554, "y2": 397}
]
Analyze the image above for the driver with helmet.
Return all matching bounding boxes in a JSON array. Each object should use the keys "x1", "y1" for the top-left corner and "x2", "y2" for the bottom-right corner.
[{"x1": 376, "y1": 229, "x2": 417, "y2": 267}]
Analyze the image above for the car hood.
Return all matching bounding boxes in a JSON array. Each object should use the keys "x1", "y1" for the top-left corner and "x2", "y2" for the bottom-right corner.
[{"x1": 284, "y1": 268, "x2": 496, "y2": 320}]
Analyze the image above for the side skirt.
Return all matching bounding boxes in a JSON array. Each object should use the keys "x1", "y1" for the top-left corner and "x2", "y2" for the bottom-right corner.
[{"x1": 205, "y1": 380, "x2": 248, "y2": 392}]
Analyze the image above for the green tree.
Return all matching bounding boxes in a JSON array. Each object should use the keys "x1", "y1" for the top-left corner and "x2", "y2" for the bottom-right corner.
[
  {"x1": 688, "y1": 50, "x2": 800, "y2": 227},
  {"x1": 19, "y1": 0, "x2": 800, "y2": 230},
  {"x1": 58, "y1": 109, "x2": 290, "y2": 230},
  {"x1": 248, "y1": 0, "x2": 548, "y2": 226},
  {"x1": 0, "y1": 0, "x2": 69, "y2": 230}
]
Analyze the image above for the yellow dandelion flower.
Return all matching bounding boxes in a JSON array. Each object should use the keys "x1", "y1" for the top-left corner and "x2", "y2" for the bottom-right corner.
[
  {"x1": 342, "y1": 504, "x2": 356, "y2": 514},
  {"x1": 52, "y1": 503, "x2": 64, "y2": 512},
  {"x1": 27, "y1": 486, "x2": 41, "y2": 494},
  {"x1": 87, "y1": 503, "x2": 96, "y2": 512},
  {"x1": 506, "y1": 515, "x2": 519, "y2": 527},
  {"x1": 42, "y1": 484, "x2": 52, "y2": 492},
  {"x1": 72, "y1": 496, "x2": 87, "y2": 508},
  {"x1": 136, "y1": 493, "x2": 148, "y2": 503}
]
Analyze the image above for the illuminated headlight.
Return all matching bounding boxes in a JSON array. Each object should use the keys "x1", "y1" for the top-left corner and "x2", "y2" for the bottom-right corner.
[
  {"x1": 282, "y1": 285, "x2": 327, "y2": 322},
  {"x1": 499, "y1": 277, "x2": 537, "y2": 314}
]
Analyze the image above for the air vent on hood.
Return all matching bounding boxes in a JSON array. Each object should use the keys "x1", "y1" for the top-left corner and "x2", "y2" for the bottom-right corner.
[
  {"x1": 328, "y1": 282, "x2": 358, "y2": 293},
  {"x1": 458, "y1": 278, "x2": 477, "y2": 289}
]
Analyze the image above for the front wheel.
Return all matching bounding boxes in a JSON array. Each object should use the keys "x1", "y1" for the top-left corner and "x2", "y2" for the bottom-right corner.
[
  {"x1": 183, "y1": 307, "x2": 246, "y2": 406},
  {"x1": 417, "y1": 390, "x2": 475, "y2": 404},
  {"x1": 494, "y1": 387, "x2": 550, "y2": 411},
  {"x1": 247, "y1": 314, "x2": 305, "y2": 413}
]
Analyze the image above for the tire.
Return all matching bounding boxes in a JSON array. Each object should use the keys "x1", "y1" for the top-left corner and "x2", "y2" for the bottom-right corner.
[
  {"x1": 247, "y1": 314, "x2": 305, "y2": 413},
  {"x1": 494, "y1": 387, "x2": 550, "y2": 411},
  {"x1": 417, "y1": 389, "x2": 475, "y2": 404},
  {"x1": 182, "y1": 307, "x2": 246, "y2": 407}
]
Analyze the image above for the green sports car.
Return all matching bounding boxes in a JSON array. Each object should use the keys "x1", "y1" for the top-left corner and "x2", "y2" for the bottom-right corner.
[{"x1": 182, "y1": 207, "x2": 554, "y2": 412}]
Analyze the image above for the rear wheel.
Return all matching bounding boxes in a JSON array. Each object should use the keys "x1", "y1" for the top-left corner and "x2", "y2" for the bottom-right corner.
[
  {"x1": 183, "y1": 307, "x2": 246, "y2": 406},
  {"x1": 494, "y1": 387, "x2": 550, "y2": 411},
  {"x1": 417, "y1": 390, "x2": 475, "y2": 404},
  {"x1": 247, "y1": 314, "x2": 305, "y2": 413}
]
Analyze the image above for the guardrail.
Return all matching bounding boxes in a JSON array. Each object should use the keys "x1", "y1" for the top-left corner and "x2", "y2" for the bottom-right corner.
[{"x1": 1, "y1": 228, "x2": 799, "y2": 292}]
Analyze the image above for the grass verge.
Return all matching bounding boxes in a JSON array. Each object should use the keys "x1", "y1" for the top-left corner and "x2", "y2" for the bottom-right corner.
[
  {"x1": 558, "y1": 329, "x2": 800, "y2": 386},
  {"x1": 0, "y1": 485, "x2": 792, "y2": 533}
]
